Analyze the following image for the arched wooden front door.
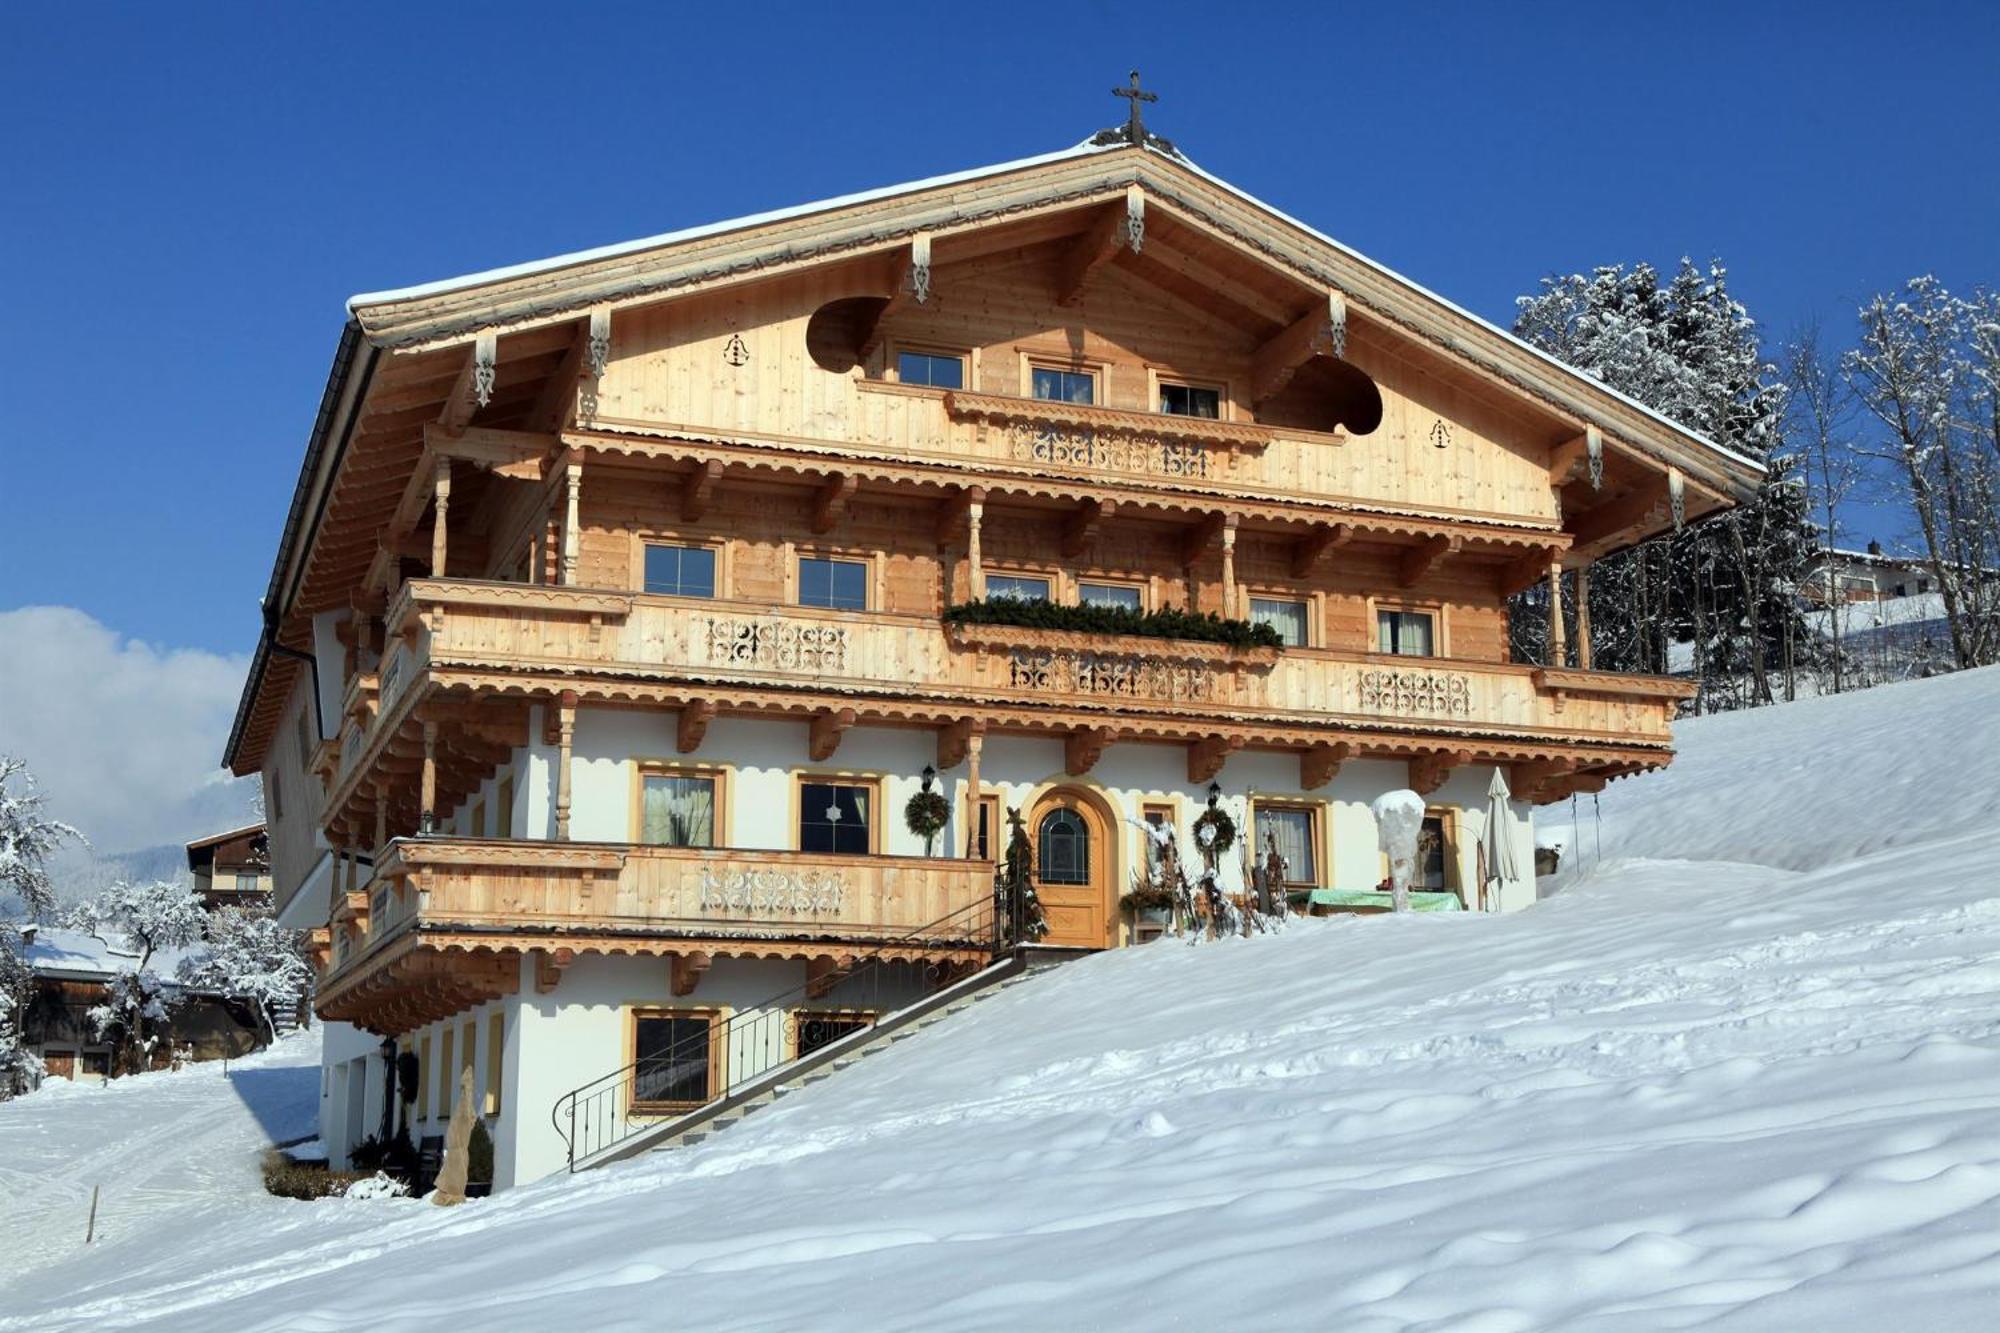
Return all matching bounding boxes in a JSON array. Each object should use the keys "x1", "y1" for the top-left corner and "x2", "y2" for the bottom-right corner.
[{"x1": 1030, "y1": 788, "x2": 1113, "y2": 949}]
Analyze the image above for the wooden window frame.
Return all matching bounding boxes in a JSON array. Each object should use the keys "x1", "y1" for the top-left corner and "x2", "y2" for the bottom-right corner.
[
  {"x1": 484, "y1": 1010, "x2": 504, "y2": 1117},
  {"x1": 629, "y1": 760, "x2": 732, "y2": 848},
  {"x1": 469, "y1": 799, "x2": 486, "y2": 839},
  {"x1": 887, "y1": 342, "x2": 974, "y2": 390},
  {"x1": 786, "y1": 1007, "x2": 880, "y2": 1060},
  {"x1": 1076, "y1": 577, "x2": 1148, "y2": 613},
  {"x1": 496, "y1": 774, "x2": 514, "y2": 840},
  {"x1": 1368, "y1": 599, "x2": 1449, "y2": 658},
  {"x1": 625, "y1": 1005, "x2": 726, "y2": 1116},
  {"x1": 1375, "y1": 806, "x2": 1463, "y2": 896},
  {"x1": 1135, "y1": 798, "x2": 1183, "y2": 868},
  {"x1": 1019, "y1": 352, "x2": 1108, "y2": 405},
  {"x1": 1249, "y1": 798, "x2": 1326, "y2": 888},
  {"x1": 1245, "y1": 590, "x2": 1320, "y2": 649},
  {"x1": 1148, "y1": 370, "x2": 1233, "y2": 422},
  {"x1": 967, "y1": 792, "x2": 1001, "y2": 860},
  {"x1": 459, "y1": 1019, "x2": 477, "y2": 1110},
  {"x1": 786, "y1": 544, "x2": 882, "y2": 613},
  {"x1": 631, "y1": 533, "x2": 729, "y2": 600},
  {"x1": 982, "y1": 566, "x2": 1058, "y2": 604},
  {"x1": 791, "y1": 771, "x2": 887, "y2": 856}
]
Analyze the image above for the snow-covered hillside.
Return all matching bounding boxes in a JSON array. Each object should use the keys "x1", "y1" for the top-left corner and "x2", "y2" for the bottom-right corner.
[{"x1": 5, "y1": 669, "x2": 2000, "y2": 1330}]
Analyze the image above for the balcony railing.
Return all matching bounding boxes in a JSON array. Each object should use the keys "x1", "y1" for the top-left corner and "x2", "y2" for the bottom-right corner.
[{"x1": 366, "y1": 579, "x2": 1689, "y2": 751}]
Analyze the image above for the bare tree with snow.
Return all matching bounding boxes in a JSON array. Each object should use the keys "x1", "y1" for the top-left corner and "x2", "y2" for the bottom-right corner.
[
  {"x1": 0, "y1": 756, "x2": 84, "y2": 1096},
  {"x1": 1784, "y1": 325, "x2": 1865, "y2": 692},
  {"x1": 73, "y1": 878, "x2": 207, "y2": 1075},
  {"x1": 179, "y1": 904, "x2": 312, "y2": 1044}
]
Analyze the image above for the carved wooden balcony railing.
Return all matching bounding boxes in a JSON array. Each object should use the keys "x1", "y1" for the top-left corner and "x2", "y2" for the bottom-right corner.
[{"x1": 315, "y1": 838, "x2": 998, "y2": 1026}]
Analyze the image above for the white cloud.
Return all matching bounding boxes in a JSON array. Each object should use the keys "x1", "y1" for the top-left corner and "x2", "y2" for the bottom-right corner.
[{"x1": 0, "y1": 607, "x2": 254, "y2": 854}]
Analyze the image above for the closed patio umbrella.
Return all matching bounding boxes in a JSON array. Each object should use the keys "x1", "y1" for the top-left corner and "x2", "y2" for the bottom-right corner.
[{"x1": 1482, "y1": 767, "x2": 1518, "y2": 912}]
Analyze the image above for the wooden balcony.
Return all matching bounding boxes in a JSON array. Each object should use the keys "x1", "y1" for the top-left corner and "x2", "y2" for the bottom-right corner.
[
  {"x1": 377, "y1": 577, "x2": 1688, "y2": 742},
  {"x1": 316, "y1": 837, "x2": 997, "y2": 1035}
]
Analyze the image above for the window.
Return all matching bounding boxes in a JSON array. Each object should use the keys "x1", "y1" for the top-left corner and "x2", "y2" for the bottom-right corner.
[
  {"x1": 1250, "y1": 597, "x2": 1311, "y2": 647},
  {"x1": 1037, "y1": 808, "x2": 1091, "y2": 885},
  {"x1": 1032, "y1": 366, "x2": 1095, "y2": 404},
  {"x1": 643, "y1": 543, "x2": 716, "y2": 598},
  {"x1": 799, "y1": 556, "x2": 868, "y2": 611},
  {"x1": 495, "y1": 775, "x2": 514, "y2": 839},
  {"x1": 630, "y1": 1010, "x2": 720, "y2": 1111},
  {"x1": 1253, "y1": 804, "x2": 1320, "y2": 886},
  {"x1": 234, "y1": 873, "x2": 261, "y2": 893},
  {"x1": 795, "y1": 1011, "x2": 875, "y2": 1058},
  {"x1": 640, "y1": 771, "x2": 717, "y2": 848},
  {"x1": 1159, "y1": 382, "x2": 1221, "y2": 419},
  {"x1": 1079, "y1": 581, "x2": 1142, "y2": 612},
  {"x1": 436, "y1": 1028, "x2": 454, "y2": 1117},
  {"x1": 1142, "y1": 802, "x2": 1174, "y2": 829},
  {"x1": 986, "y1": 573, "x2": 1052, "y2": 602},
  {"x1": 470, "y1": 800, "x2": 486, "y2": 839},
  {"x1": 1378, "y1": 609, "x2": 1436, "y2": 657},
  {"x1": 799, "y1": 780, "x2": 874, "y2": 855},
  {"x1": 968, "y1": 794, "x2": 1000, "y2": 859},
  {"x1": 1418, "y1": 814, "x2": 1454, "y2": 891},
  {"x1": 896, "y1": 350, "x2": 964, "y2": 389},
  {"x1": 415, "y1": 1035, "x2": 432, "y2": 1120},
  {"x1": 485, "y1": 1012, "x2": 504, "y2": 1116}
]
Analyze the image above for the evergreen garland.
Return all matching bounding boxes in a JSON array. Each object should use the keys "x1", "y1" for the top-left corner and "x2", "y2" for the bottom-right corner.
[
  {"x1": 1192, "y1": 805, "x2": 1237, "y2": 857},
  {"x1": 943, "y1": 599, "x2": 1284, "y2": 650},
  {"x1": 903, "y1": 788, "x2": 951, "y2": 853}
]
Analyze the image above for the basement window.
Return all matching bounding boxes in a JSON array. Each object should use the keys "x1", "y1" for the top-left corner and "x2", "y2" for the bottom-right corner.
[{"x1": 794, "y1": 1011, "x2": 876, "y2": 1058}]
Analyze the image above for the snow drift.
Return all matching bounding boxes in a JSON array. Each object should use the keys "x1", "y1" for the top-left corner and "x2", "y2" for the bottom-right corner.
[{"x1": 5, "y1": 668, "x2": 2000, "y2": 1330}]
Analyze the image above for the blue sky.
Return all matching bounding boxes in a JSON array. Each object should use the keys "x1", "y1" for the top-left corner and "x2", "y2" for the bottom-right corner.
[{"x1": 2, "y1": 0, "x2": 1994, "y2": 660}]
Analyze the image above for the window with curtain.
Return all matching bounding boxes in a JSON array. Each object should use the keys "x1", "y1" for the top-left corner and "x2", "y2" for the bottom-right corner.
[
  {"x1": 1159, "y1": 382, "x2": 1221, "y2": 418},
  {"x1": 1078, "y1": 581, "x2": 1141, "y2": 611},
  {"x1": 1031, "y1": 367, "x2": 1095, "y2": 404},
  {"x1": 1378, "y1": 609, "x2": 1435, "y2": 656},
  {"x1": 798, "y1": 556, "x2": 868, "y2": 611},
  {"x1": 1250, "y1": 596, "x2": 1310, "y2": 647},
  {"x1": 799, "y1": 781, "x2": 872, "y2": 854},
  {"x1": 1254, "y1": 805, "x2": 1319, "y2": 885},
  {"x1": 631, "y1": 1011, "x2": 716, "y2": 1109},
  {"x1": 1038, "y1": 808, "x2": 1091, "y2": 884},
  {"x1": 986, "y1": 573, "x2": 1052, "y2": 602},
  {"x1": 641, "y1": 773, "x2": 717, "y2": 848},
  {"x1": 643, "y1": 544, "x2": 717, "y2": 598}
]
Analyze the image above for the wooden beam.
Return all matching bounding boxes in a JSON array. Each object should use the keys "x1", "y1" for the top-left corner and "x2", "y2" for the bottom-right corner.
[
  {"x1": 936, "y1": 717, "x2": 984, "y2": 770},
  {"x1": 1301, "y1": 741, "x2": 1352, "y2": 791},
  {"x1": 1398, "y1": 534, "x2": 1460, "y2": 588},
  {"x1": 1549, "y1": 426, "x2": 1597, "y2": 484},
  {"x1": 671, "y1": 950, "x2": 712, "y2": 998},
  {"x1": 1187, "y1": 734, "x2": 1242, "y2": 784},
  {"x1": 436, "y1": 344, "x2": 481, "y2": 433},
  {"x1": 422, "y1": 423, "x2": 558, "y2": 479},
  {"x1": 812, "y1": 472, "x2": 857, "y2": 534},
  {"x1": 1499, "y1": 545, "x2": 1565, "y2": 598},
  {"x1": 855, "y1": 234, "x2": 932, "y2": 361},
  {"x1": 534, "y1": 947, "x2": 573, "y2": 994},
  {"x1": 1180, "y1": 510, "x2": 1227, "y2": 568},
  {"x1": 1567, "y1": 479, "x2": 1668, "y2": 551},
  {"x1": 805, "y1": 955, "x2": 851, "y2": 1000},
  {"x1": 1060, "y1": 498, "x2": 1116, "y2": 557},
  {"x1": 1065, "y1": 726, "x2": 1113, "y2": 776},
  {"x1": 527, "y1": 322, "x2": 589, "y2": 433},
  {"x1": 681, "y1": 459, "x2": 723, "y2": 522},
  {"x1": 1289, "y1": 522, "x2": 1353, "y2": 578},
  {"x1": 932, "y1": 484, "x2": 984, "y2": 548},
  {"x1": 809, "y1": 707, "x2": 856, "y2": 762},
  {"x1": 1252, "y1": 291, "x2": 1346, "y2": 403},
  {"x1": 1409, "y1": 749, "x2": 1471, "y2": 797},
  {"x1": 677, "y1": 701, "x2": 716, "y2": 754},
  {"x1": 1054, "y1": 194, "x2": 1138, "y2": 306}
]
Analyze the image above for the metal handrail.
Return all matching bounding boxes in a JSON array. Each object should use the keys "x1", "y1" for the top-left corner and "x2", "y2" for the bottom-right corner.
[{"x1": 551, "y1": 878, "x2": 1022, "y2": 1171}]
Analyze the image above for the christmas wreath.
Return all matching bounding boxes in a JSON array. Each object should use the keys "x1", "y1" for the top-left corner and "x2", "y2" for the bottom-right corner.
[
  {"x1": 1192, "y1": 804, "x2": 1237, "y2": 857},
  {"x1": 904, "y1": 786, "x2": 951, "y2": 855}
]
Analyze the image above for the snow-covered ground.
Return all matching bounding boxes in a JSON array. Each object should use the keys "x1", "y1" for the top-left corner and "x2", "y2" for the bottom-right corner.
[{"x1": 5, "y1": 668, "x2": 2000, "y2": 1329}]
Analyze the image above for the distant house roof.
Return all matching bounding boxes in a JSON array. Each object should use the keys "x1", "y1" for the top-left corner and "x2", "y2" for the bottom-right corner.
[
  {"x1": 20, "y1": 925, "x2": 206, "y2": 985},
  {"x1": 186, "y1": 823, "x2": 269, "y2": 875}
]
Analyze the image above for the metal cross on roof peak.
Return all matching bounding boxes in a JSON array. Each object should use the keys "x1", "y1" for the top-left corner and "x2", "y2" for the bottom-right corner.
[{"x1": 1112, "y1": 70, "x2": 1157, "y2": 143}]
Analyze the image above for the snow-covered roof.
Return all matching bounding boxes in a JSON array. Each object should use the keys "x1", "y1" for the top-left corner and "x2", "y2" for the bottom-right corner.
[
  {"x1": 22, "y1": 926, "x2": 206, "y2": 985},
  {"x1": 346, "y1": 136, "x2": 1763, "y2": 478},
  {"x1": 184, "y1": 823, "x2": 266, "y2": 853}
]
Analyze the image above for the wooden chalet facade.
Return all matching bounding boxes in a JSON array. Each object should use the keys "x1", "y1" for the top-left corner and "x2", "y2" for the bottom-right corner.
[
  {"x1": 223, "y1": 117, "x2": 1759, "y2": 1187},
  {"x1": 185, "y1": 822, "x2": 272, "y2": 910}
]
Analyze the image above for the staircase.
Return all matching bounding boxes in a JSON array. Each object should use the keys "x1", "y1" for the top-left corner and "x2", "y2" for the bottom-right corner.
[{"x1": 553, "y1": 889, "x2": 1042, "y2": 1174}]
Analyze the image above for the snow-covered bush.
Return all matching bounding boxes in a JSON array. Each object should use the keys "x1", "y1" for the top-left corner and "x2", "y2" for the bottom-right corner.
[
  {"x1": 0, "y1": 756, "x2": 82, "y2": 1098},
  {"x1": 342, "y1": 1172, "x2": 411, "y2": 1201},
  {"x1": 179, "y1": 904, "x2": 312, "y2": 1042},
  {"x1": 1372, "y1": 790, "x2": 1426, "y2": 914}
]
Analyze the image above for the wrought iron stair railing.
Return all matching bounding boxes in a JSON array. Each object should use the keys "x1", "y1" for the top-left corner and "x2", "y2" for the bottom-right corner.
[{"x1": 551, "y1": 881, "x2": 1026, "y2": 1172}]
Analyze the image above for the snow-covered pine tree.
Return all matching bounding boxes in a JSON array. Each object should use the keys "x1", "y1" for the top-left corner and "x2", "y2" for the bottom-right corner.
[
  {"x1": 178, "y1": 904, "x2": 313, "y2": 1043},
  {"x1": 0, "y1": 756, "x2": 83, "y2": 1097},
  {"x1": 73, "y1": 878, "x2": 207, "y2": 1076},
  {"x1": 1513, "y1": 260, "x2": 1820, "y2": 708}
]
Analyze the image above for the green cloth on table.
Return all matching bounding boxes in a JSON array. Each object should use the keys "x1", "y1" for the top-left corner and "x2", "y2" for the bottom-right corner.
[{"x1": 1306, "y1": 888, "x2": 1465, "y2": 912}]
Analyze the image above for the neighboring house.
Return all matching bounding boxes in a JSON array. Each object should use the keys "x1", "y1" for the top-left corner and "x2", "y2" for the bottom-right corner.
[
  {"x1": 17, "y1": 925, "x2": 263, "y2": 1086},
  {"x1": 1801, "y1": 543, "x2": 1942, "y2": 605},
  {"x1": 220, "y1": 106, "x2": 1760, "y2": 1189},
  {"x1": 186, "y1": 823, "x2": 273, "y2": 910}
]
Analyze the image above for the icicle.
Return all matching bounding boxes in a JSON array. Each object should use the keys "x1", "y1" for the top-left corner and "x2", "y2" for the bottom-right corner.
[
  {"x1": 472, "y1": 332, "x2": 497, "y2": 408},
  {"x1": 1585, "y1": 425, "x2": 1604, "y2": 491},
  {"x1": 1669, "y1": 467, "x2": 1686, "y2": 530}
]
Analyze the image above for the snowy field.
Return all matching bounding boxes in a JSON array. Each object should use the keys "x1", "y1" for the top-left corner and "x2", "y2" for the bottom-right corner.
[{"x1": 4, "y1": 668, "x2": 2000, "y2": 1330}]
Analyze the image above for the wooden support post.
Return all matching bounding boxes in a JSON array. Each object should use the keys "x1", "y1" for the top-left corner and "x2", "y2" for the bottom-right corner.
[
  {"x1": 430, "y1": 457, "x2": 452, "y2": 578},
  {"x1": 1575, "y1": 566, "x2": 1593, "y2": 670},
  {"x1": 560, "y1": 462, "x2": 582, "y2": 586},
  {"x1": 554, "y1": 691, "x2": 577, "y2": 840},
  {"x1": 420, "y1": 721, "x2": 438, "y2": 832},
  {"x1": 1547, "y1": 561, "x2": 1566, "y2": 667},
  {"x1": 966, "y1": 497, "x2": 985, "y2": 600},
  {"x1": 373, "y1": 788, "x2": 388, "y2": 856},
  {"x1": 964, "y1": 732, "x2": 984, "y2": 858},
  {"x1": 1220, "y1": 517, "x2": 1239, "y2": 618}
]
